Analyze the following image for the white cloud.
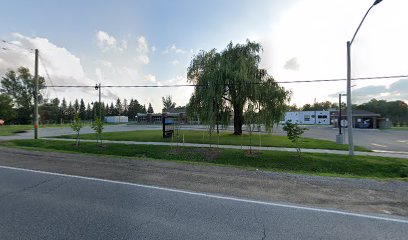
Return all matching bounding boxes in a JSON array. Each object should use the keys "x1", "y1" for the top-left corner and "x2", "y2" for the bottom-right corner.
[
  {"x1": 284, "y1": 57, "x2": 299, "y2": 71},
  {"x1": 151, "y1": 46, "x2": 157, "y2": 52},
  {"x1": 0, "y1": 33, "x2": 97, "y2": 102},
  {"x1": 260, "y1": 0, "x2": 408, "y2": 106},
  {"x1": 95, "y1": 31, "x2": 128, "y2": 52},
  {"x1": 145, "y1": 74, "x2": 157, "y2": 83},
  {"x1": 170, "y1": 60, "x2": 179, "y2": 65},
  {"x1": 96, "y1": 30, "x2": 117, "y2": 51},
  {"x1": 5, "y1": 33, "x2": 90, "y2": 86},
  {"x1": 135, "y1": 36, "x2": 150, "y2": 65},
  {"x1": 163, "y1": 44, "x2": 187, "y2": 54},
  {"x1": 329, "y1": 79, "x2": 408, "y2": 103}
]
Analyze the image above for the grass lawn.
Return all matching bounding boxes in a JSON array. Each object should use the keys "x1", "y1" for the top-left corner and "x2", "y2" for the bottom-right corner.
[
  {"x1": 55, "y1": 130, "x2": 369, "y2": 152},
  {"x1": 3, "y1": 139, "x2": 407, "y2": 180},
  {"x1": 0, "y1": 123, "x2": 94, "y2": 136},
  {"x1": 0, "y1": 125, "x2": 33, "y2": 136},
  {"x1": 390, "y1": 127, "x2": 408, "y2": 131}
]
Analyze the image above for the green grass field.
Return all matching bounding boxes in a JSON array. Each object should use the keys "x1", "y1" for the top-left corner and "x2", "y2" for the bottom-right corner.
[
  {"x1": 0, "y1": 123, "x2": 94, "y2": 136},
  {"x1": 3, "y1": 139, "x2": 407, "y2": 180},
  {"x1": 55, "y1": 130, "x2": 369, "y2": 151},
  {"x1": 390, "y1": 127, "x2": 408, "y2": 131},
  {"x1": 0, "y1": 125, "x2": 33, "y2": 136}
]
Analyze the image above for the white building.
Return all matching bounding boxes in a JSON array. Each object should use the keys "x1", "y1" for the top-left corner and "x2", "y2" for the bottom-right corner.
[
  {"x1": 284, "y1": 111, "x2": 330, "y2": 125},
  {"x1": 104, "y1": 116, "x2": 128, "y2": 123}
]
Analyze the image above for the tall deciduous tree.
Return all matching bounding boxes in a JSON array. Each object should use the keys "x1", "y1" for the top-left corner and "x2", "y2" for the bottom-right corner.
[
  {"x1": 162, "y1": 95, "x2": 176, "y2": 111},
  {"x1": 0, "y1": 94, "x2": 15, "y2": 122},
  {"x1": 187, "y1": 40, "x2": 290, "y2": 135},
  {"x1": 0, "y1": 67, "x2": 45, "y2": 124}
]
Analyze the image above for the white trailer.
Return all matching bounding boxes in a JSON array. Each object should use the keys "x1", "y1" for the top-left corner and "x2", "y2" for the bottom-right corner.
[
  {"x1": 104, "y1": 116, "x2": 128, "y2": 123},
  {"x1": 284, "y1": 111, "x2": 330, "y2": 125}
]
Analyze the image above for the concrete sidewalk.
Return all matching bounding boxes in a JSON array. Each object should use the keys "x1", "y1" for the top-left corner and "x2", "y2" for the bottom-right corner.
[{"x1": 45, "y1": 138, "x2": 408, "y2": 159}]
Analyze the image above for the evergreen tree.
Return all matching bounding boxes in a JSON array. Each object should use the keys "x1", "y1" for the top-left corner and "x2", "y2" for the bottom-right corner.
[
  {"x1": 60, "y1": 98, "x2": 67, "y2": 122},
  {"x1": 115, "y1": 98, "x2": 122, "y2": 115},
  {"x1": 123, "y1": 99, "x2": 128, "y2": 116},
  {"x1": 86, "y1": 103, "x2": 92, "y2": 120},
  {"x1": 67, "y1": 102, "x2": 75, "y2": 121},
  {"x1": 109, "y1": 103, "x2": 115, "y2": 116},
  {"x1": 74, "y1": 99, "x2": 79, "y2": 114},
  {"x1": 79, "y1": 99, "x2": 86, "y2": 120},
  {"x1": 147, "y1": 103, "x2": 154, "y2": 113}
]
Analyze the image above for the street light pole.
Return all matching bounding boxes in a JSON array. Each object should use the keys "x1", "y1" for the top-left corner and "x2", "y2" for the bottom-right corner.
[
  {"x1": 346, "y1": 0, "x2": 383, "y2": 156},
  {"x1": 34, "y1": 49, "x2": 39, "y2": 139},
  {"x1": 346, "y1": 41, "x2": 353, "y2": 155}
]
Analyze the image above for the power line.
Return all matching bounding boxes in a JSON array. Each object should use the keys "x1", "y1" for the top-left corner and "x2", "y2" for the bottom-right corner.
[
  {"x1": 0, "y1": 39, "x2": 34, "y2": 53},
  {"x1": 38, "y1": 55, "x2": 58, "y2": 99},
  {"x1": 44, "y1": 74, "x2": 408, "y2": 88}
]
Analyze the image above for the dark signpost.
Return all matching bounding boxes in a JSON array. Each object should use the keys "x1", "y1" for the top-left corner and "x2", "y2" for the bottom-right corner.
[{"x1": 162, "y1": 113, "x2": 174, "y2": 138}]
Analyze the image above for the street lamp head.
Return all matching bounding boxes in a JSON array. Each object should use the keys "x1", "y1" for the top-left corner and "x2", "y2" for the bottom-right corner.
[{"x1": 373, "y1": 0, "x2": 382, "y2": 6}]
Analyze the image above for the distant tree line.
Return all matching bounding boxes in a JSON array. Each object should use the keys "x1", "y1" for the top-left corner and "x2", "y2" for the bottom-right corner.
[
  {"x1": 0, "y1": 67, "x2": 149, "y2": 124},
  {"x1": 37, "y1": 97, "x2": 147, "y2": 124}
]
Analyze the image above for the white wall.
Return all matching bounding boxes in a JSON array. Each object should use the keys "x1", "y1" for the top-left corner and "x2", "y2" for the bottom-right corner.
[
  {"x1": 284, "y1": 111, "x2": 330, "y2": 125},
  {"x1": 104, "y1": 116, "x2": 129, "y2": 123}
]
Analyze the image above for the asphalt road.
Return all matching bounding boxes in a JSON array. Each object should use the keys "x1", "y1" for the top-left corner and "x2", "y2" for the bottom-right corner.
[{"x1": 1, "y1": 166, "x2": 407, "y2": 240}]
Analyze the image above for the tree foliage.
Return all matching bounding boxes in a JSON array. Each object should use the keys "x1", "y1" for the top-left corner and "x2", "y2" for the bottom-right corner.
[
  {"x1": 0, "y1": 94, "x2": 15, "y2": 122},
  {"x1": 357, "y1": 99, "x2": 408, "y2": 126},
  {"x1": 70, "y1": 113, "x2": 83, "y2": 148},
  {"x1": 0, "y1": 67, "x2": 45, "y2": 124},
  {"x1": 162, "y1": 95, "x2": 176, "y2": 111},
  {"x1": 283, "y1": 120, "x2": 308, "y2": 159},
  {"x1": 187, "y1": 40, "x2": 290, "y2": 135},
  {"x1": 92, "y1": 117, "x2": 104, "y2": 145},
  {"x1": 147, "y1": 103, "x2": 154, "y2": 113}
]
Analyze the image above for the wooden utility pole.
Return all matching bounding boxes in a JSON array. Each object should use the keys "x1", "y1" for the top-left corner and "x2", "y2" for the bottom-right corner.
[{"x1": 34, "y1": 49, "x2": 39, "y2": 139}]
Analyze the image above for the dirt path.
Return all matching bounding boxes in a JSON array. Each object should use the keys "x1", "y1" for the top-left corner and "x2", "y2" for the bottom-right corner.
[{"x1": 0, "y1": 146, "x2": 407, "y2": 217}]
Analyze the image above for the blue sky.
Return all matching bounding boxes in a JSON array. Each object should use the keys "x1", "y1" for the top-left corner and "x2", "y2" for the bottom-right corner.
[{"x1": 1, "y1": 0, "x2": 407, "y2": 111}]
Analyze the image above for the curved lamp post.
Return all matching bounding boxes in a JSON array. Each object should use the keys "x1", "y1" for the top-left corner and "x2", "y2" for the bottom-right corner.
[{"x1": 347, "y1": 0, "x2": 383, "y2": 156}]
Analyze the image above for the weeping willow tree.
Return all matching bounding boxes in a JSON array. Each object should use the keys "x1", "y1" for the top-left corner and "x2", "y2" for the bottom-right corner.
[{"x1": 187, "y1": 40, "x2": 290, "y2": 135}]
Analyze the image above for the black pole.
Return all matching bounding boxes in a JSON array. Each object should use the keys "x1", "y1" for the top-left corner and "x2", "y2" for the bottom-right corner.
[
  {"x1": 339, "y1": 94, "x2": 342, "y2": 135},
  {"x1": 98, "y1": 83, "x2": 101, "y2": 120}
]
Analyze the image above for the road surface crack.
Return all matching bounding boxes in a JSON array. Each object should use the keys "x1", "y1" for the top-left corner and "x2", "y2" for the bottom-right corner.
[
  {"x1": 253, "y1": 209, "x2": 267, "y2": 240},
  {"x1": 0, "y1": 177, "x2": 58, "y2": 201}
]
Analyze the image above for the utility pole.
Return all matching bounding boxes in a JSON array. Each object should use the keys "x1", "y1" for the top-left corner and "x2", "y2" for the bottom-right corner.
[
  {"x1": 314, "y1": 98, "x2": 317, "y2": 125},
  {"x1": 346, "y1": 0, "x2": 383, "y2": 156},
  {"x1": 98, "y1": 83, "x2": 101, "y2": 120},
  {"x1": 95, "y1": 83, "x2": 102, "y2": 120},
  {"x1": 34, "y1": 49, "x2": 39, "y2": 139},
  {"x1": 338, "y1": 94, "x2": 342, "y2": 135}
]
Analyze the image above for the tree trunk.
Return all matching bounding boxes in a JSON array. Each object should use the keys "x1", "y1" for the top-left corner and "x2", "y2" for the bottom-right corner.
[{"x1": 233, "y1": 104, "x2": 243, "y2": 135}]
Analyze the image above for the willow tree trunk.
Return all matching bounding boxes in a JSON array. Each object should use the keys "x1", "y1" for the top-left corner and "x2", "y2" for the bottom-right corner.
[{"x1": 233, "y1": 105, "x2": 243, "y2": 135}]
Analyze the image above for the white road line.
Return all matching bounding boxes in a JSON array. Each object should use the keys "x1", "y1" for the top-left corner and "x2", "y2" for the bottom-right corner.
[
  {"x1": 1, "y1": 165, "x2": 407, "y2": 224},
  {"x1": 371, "y1": 143, "x2": 388, "y2": 148}
]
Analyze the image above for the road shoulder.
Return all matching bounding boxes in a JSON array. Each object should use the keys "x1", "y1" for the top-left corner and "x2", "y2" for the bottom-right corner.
[{"x1": 0, "y1": 146, "x2": 407, "y2": 217}]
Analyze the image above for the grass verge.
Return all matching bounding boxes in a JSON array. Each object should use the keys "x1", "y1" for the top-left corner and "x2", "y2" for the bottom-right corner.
[
  {"x1": 390, "y1": 127, "x2": 408, "y2": 131},
  {"x1": 0, "y1": 125, "x2": 33, "y2": 136},
  {"x1": 54, "y1": 130, "x2": 370, "y2": 152},
  {"x1": 3, "y1": 139, "x2": 407, "y2": 180},
  {"x1": 0, "y1": 123, "x2": 97, "y2": 136}
]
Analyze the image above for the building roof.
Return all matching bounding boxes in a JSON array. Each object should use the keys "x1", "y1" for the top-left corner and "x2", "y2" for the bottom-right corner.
[{"x1": 331, "y1": 109, "x2": 381, "y2": 117}]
